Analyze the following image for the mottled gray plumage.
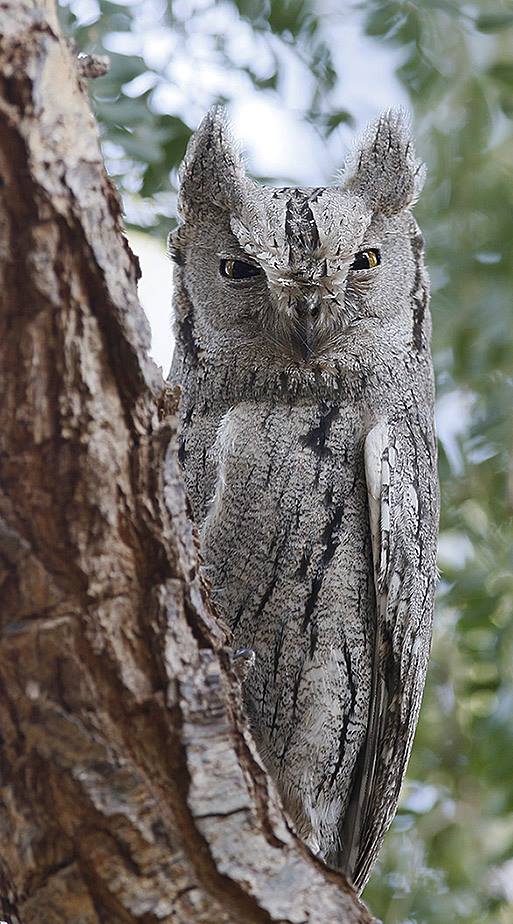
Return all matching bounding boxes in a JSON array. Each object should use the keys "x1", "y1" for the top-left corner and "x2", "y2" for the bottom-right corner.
[{"x1": 169, "y1": 107, "x2": 439, "y2": 892}]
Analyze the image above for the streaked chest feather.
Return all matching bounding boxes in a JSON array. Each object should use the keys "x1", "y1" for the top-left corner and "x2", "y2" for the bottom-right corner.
[{"x1": 199, "y1": 401, "x2": 376, "y2": 796}]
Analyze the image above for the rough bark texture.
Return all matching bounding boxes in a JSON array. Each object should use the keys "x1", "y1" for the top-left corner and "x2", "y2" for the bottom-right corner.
[{"x1": 0, "y1": 2, "x2": 374, "y2": 922}]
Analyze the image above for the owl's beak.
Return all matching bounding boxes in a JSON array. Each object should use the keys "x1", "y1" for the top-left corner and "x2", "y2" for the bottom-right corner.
[{"x1": 293, "y1": 292, "x2": 322, "y2": 360}]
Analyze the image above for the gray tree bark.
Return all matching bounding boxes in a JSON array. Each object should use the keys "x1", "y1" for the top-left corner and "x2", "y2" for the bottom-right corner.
[{"x1": 0, "y1": 2, "x2": 374, "y2": 921}]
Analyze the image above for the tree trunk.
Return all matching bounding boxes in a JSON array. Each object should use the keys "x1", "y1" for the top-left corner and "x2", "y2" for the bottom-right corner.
[{"x1": 0, "y1": 3, "x2": 373, "y2": 921}]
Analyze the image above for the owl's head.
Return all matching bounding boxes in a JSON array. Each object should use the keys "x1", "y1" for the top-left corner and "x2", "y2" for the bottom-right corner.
[{"x1": 171, "y1": 107, "x2": 427, "y2": 378}]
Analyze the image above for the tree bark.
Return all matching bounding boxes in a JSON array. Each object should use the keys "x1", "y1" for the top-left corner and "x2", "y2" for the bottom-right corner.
[{"x1": 0, "y1": 3, "x2": 373, "y2": 922}]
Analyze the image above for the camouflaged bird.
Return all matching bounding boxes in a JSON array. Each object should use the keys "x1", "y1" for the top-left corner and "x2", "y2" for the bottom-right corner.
[{"x1": 169, "y1": 107, "x2": 439, "y2": 892}]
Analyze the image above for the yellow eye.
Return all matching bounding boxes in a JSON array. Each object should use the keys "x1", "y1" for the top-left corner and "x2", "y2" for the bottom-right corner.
[
  {"x1": 350, "y1": 248, "x2": 381, "y2": 271},
  {"x1": 220, "y1": 258, "x2": 262, "y2": 280}
]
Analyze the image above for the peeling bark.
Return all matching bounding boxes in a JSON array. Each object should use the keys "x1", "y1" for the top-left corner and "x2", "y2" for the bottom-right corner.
[{"x1": 0, "y1": 2, "x2": 373, "y2": 922}]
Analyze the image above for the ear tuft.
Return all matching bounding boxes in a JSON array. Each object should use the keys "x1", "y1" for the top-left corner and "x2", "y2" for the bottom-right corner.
[
  {"x1": 340, "y1": 109, "x2": 425, "y2": 215},
  {"x1": 177, "y1": 106, "x2": 246, "y2": 220}
]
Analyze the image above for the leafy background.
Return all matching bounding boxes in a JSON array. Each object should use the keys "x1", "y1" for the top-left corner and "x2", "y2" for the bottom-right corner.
[{"x1": 59, "y1": 1, "x2": 513, "y2": 921}]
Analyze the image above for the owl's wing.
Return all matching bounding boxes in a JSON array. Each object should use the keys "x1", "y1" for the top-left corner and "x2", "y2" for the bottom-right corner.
[{"x1": 338, "y1": 415, "x2": 438, "y2": 892}]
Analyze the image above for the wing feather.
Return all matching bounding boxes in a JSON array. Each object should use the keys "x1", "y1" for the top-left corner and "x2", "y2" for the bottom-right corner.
[{"x1": 337, "y1": 415, "x2": 438, "y2": 892}]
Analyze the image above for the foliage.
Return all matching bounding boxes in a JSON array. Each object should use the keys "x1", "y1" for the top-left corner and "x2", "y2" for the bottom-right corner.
[
  {"x1": 360, "y1": 4, "x2": 513, "y2": 922},
  {"x1": 60, "y1": 1, "x2": 513, "y2": 920},
  {"x1": 59, "y1": 0, "x2": 339, "y2": 234}
]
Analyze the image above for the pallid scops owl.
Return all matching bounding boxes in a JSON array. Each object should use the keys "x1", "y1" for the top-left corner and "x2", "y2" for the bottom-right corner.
[{"x1": 169, "y1": 107, "x2": 439, "y2": 892}]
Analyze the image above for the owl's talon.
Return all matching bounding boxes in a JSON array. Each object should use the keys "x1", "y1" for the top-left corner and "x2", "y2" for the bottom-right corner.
[{"x1": 232, "y1": 647, "x2": 256, "y2": 682}]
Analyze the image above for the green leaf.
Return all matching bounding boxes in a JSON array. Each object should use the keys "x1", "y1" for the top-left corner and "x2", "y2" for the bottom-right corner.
[
  {"x1": 140, "y1": 162, "x2": 167, "y2": 197},
  {"x1": 252, "y1": 71, "x2": 279, "y2": 90},
  {"x1": 268, "y1": 0, "x2": 313, "y2": 36},
  {"x1": 97, "y1": 53, "x2": 148, "y2": 89},
  {"x1": 364, "y1": 4, "x2": 402, "y2": 39},
  {"x1": 487, "y1": 62, "x2": 513, "y2": 85},
  {"x1": 323, "y1": 110, "x2": 354, "y2": 134},
  {"x1": 475, "y1": 12, "x2": 513, "y2": 32},
  {"x1": 499, "y1": 92, "x2": 513, "y2": 119},
  {"x1": 233, "y1": 0, "x2": 270, "y2": 28},
  {"x1": 109, "y1": 125, "x2": 170, "y2": 164},
  {"x1": 94, "y1": 96, "x2": 154, "y2": 127}
]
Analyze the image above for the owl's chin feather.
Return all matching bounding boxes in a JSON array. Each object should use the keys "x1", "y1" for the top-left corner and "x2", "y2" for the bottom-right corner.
[{"x1": 260, "y1": 317, "x2": 353, "y2": 368}]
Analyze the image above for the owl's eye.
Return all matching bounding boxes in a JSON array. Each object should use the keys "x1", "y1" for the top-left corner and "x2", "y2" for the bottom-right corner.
[
  {"x1": 220, "y1": 258, "x2": 262, "y2": 280},
  {"x1": 350, "y1": 249, "x2": 381, "y2": 271}
]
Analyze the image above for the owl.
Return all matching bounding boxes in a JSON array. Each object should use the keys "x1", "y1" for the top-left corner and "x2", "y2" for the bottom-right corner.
[{"x1": 169, "y1": 107, "x2": 439, "y2": 893}]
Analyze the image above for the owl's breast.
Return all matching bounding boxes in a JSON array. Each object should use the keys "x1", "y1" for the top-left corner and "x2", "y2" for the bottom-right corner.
[{"x1": 201, "y1": 399, "x2": 376, "y2": 842}]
